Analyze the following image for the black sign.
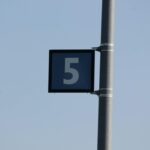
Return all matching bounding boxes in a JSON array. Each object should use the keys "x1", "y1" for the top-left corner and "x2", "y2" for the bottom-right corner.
[{"x1": 48, "y1": 50, "x2": 95, "y2": 92}]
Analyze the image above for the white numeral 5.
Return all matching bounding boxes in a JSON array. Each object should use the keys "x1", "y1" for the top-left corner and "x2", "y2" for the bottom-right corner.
[{"x1": 63, "y1": 58, "x2": 79, "y2": 85}]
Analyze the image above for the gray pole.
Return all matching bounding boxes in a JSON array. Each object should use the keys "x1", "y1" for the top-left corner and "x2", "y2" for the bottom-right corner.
[{"x1": 97, "y1": 0, "x2": 115, "y2": 150}]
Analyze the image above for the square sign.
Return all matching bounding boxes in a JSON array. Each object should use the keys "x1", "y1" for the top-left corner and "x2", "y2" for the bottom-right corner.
[{"x1": 48, "y1": 50, "x2": 95, "y2": 92}]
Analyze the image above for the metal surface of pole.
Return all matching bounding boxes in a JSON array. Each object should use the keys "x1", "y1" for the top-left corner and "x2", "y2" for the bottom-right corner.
[{"x1": 98, "y1": 0, "x2": 115, "y2": 150}]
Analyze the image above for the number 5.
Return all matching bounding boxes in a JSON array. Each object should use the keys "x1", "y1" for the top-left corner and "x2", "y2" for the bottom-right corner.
[{"x1": 63, "y1": 58, "x2": 79, "y2": 85}]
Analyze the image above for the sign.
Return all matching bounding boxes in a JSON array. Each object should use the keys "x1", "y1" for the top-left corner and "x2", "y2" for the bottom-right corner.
[{"x1": 48, "y1": 50, "x2": 95, "y2": 92}]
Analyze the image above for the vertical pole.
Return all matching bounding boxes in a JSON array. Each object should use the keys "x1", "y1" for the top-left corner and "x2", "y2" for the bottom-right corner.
[{"x1": 98, "y1": 0, "x2": 115, "y2": 150}]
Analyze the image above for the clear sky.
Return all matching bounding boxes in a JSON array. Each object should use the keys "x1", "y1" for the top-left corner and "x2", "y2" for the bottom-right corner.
[{"x1": 0, "y1": 0, "x2": 150, "y2": 150}]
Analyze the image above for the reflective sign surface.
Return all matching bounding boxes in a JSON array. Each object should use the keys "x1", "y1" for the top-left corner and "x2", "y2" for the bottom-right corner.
[{"x1": 48, "y1": 50, "x2": 95, "y2": 92}]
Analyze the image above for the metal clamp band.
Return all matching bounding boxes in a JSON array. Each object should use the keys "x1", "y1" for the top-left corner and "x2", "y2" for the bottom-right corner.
[
  {"x1": 100, "y1": 94, "x2": 113, "y2": 97},
  {"x1": 91, "y1": 88, "x2": 112, "y2": 96},
  {"x1": 100, "y1": 43, "x2": 114, "y2": 52}
]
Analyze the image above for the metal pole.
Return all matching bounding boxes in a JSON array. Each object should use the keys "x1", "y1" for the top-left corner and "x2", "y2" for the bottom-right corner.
[{"x1": 98, "y1": 0, "x2": 115, "y2": 150}]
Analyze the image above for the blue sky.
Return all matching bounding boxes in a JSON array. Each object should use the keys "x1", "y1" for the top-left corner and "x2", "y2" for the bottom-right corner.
[{"x1": 0, "y1": 0, "x2": 150, "y2": 150}]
